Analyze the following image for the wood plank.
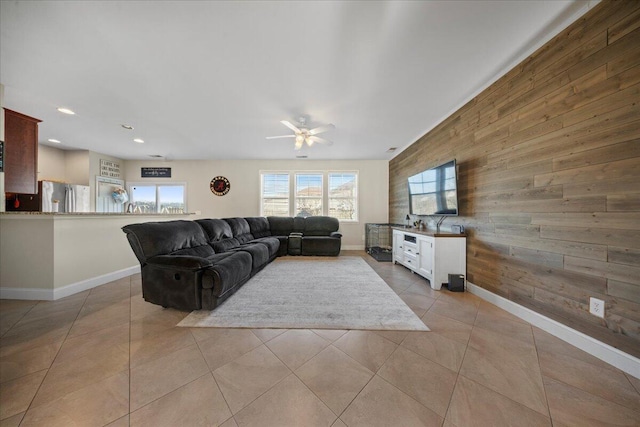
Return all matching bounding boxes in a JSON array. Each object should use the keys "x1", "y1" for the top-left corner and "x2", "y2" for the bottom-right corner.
[
  {"x1": 477, "y1": 231, "x2": 608, "y2": 261},
  {"x1": 607, "y1": 43, "x2": 640, "y2": 77},
  {"x1": 561, "y1": 81, "x2": 640, "y2": 128},
  {"x1": 474, "y1": 196, "x2": 605, "y2": 214},
  {"x1": 564, "y1": 177, "x2": 640, "y2": 198},
  {"x1": 489, "y1": 213, "x2": 532, "y2": 224},
  {"x1": 509, "y1": 246, "x2": 564, "y2": 269},
  {"x1": 608, "y1": 6, "x2": 640, "y2": 44},
  {"x1": 565, "y1": 255, "x2": 640, "y2": 285},
  {"x1": 540, "y1": 225, "x2": 640, "y2": 249},
  {"x1": 608, "y1": 246, "x2": 640, "y2": 266},
  {"x1": 553, "y1": 138, "x2": 640, "y2": 171},
  {"x1": 491, "y1": 111, "x2": 640, "y2": 169},
  {"x1": 608, "y1": 279, "x2": 640, "y2": 304},
  {"x1": 531, "y1": 212, "x2": 640, "y2": 230},
  {"x1": 534, "y1": 156, "x2": 640, "y2": 187},
  {"x1": 607, "y1": 194, "x2": 640, "y2": 211}
]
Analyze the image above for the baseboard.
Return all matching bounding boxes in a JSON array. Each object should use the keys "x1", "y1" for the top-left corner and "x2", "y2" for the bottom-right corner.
[
  {"x1": 467, "y1": 282, "x2": 640, "y2": 380},
  {"x1": 0, "y1": 266, "x2": 141, "y2": 301},
  {"x1": 0, "y1": 287, "x2": 55, "y2": 300},
  {"x1": 342, "y1": 245, "x2": 365, "y2": 250}
]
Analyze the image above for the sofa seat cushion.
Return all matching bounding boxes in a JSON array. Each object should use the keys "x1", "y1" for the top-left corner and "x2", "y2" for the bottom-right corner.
[
  {"x1": 171, "y1": 244, "x2": 216, "y2": 258},
  {"x1": 249, "y1": 237, "x2": 279, "y2": 258},
  {"x1": 232, "y1": 243, "x2": 270, "y2": 274},
  {"x1": 301, "y1": 236, "x2": 341, "y2": 256},
  {"x1": 202, "y1": 251, "x2": 252, "y2": 296},
  {"x1": 272, "y1": 235, "x2": 289, "y2": 256}
]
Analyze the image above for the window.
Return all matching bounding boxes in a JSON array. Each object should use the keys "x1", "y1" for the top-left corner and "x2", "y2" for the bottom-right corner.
[
  {"x1": 129, "y1": 183, "x2": 186, "y2": 213},
  {"x1": 329, "y1": 172, "x2": 358, "y2": 221},
  {"x1": 260, "y1": 171, "x2": 358, "y2": 221},
  {"x1": 261, "y1": 173, "x2": 290, "y2": 216},
  {"x1": 295, "y1": 173, "x2": 322, "y2": 217}
]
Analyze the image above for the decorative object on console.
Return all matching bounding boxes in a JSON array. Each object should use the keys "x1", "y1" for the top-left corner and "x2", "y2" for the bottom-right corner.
[
  {"x1": 210, "y1": 176, "x2": 230, "y2": 196},
  {"x1": 451, "y1": 224, "x2": 465, "y2": 234}
]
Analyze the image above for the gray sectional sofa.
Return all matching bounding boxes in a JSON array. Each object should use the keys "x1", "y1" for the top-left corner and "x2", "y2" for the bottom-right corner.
[{"x1": 122, "y1": 216, "x2": 341, "y2": 310}]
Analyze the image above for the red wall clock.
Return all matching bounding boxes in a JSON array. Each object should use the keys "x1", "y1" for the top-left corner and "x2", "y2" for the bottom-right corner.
[{"x1": 210, "y1": 176, "x2": 230, "y2": 196}]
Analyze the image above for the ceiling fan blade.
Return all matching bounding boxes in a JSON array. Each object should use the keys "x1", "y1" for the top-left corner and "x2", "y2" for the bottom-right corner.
[
  {"x1": 309, "y1": 124, "x2": 335, "y2": 135},
  {"x1": 265, "y1": 135, "x2": 295, "y2": 140},
  {"x1": 281, "y1": 120, "x2": 301, "y2": 133},
  {"x1": 307, "y1": 136, "x2": 333, "y2": 146}
]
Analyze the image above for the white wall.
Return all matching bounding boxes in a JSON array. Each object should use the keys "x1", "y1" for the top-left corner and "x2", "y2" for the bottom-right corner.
[
  {"x1": 122, "y1": 159, "x2": 389, "y2": 249},
  {"x1": 38, "y1": 144, "x2": 67, "y2": 182},
  {"x1": 63, "y1": 150, "x2": 90, "y2": 185}
]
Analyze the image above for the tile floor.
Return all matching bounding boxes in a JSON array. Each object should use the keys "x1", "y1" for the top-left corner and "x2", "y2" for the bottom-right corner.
[{"x1": 1, "y1": 252, "x2": 639, "y2": 426}]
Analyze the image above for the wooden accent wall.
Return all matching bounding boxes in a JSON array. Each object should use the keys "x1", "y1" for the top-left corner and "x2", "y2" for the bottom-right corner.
[{"x1": 389, "y1": 0, "x2": 640, "y2": 357}]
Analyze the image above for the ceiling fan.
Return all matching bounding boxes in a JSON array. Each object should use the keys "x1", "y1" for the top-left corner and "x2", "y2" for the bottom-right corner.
[{"x1": 266, "y1": 116, "x2": 335, "y2": 150}]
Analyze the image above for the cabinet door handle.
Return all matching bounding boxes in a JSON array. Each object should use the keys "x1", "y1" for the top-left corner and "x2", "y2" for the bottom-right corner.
[{"x1": 416, "y1": 252, "x2": 419, "y2": 255}]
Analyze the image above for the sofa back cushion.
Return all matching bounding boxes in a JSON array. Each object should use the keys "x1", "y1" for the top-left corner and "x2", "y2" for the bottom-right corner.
[
  {"x1": 303, "y1": 216, "x2": 340, "y2": 236},
  {"x1": 293, "y1": 217, "x2": 306, "y2": 233},
  {"x1": 267, "y1": 216, "x2": 293, "y2": 236},
  {"x1": 245, "y1": 217, "x2": 272, "y2": 238},
  {"x1": 224, "y1": 217, "x2": 255, "y2": 244},
  {"x1": 197, "y1": 218, "x2": 233, "y2": 241},
  {"x1": 122, "y1": 220, "x2": 213, "y2": 263},
  {"x1": 196, "y1": 218, "x2": 241, "y2": 252}
]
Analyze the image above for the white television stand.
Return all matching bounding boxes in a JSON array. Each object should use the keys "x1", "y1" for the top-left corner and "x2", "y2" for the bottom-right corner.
[{"x1": 392, "y1": 228, "x2": 466, "y2": 290}]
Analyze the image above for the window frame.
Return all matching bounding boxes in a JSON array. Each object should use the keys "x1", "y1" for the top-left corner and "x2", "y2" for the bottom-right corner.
[
  {"x1": 259, "y1": 170, "x2": 359, "y2": 222},
  {"x1": 294, "y1": 172, "x2": 324, "y2": 218},
  {"x1": 328, "y1": 171, "x2": 359, "y2": 222},
  {"x1": 260, "y1": 172, "x2": 291, "y2": 217},
  {"x1": 127, "y1": 181, "x2": 188, "y2": 214}
]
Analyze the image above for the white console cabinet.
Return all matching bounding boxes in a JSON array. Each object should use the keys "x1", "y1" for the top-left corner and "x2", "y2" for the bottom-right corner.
[{"x1": 392, "y1": 229, "x2": 466, "y2": 290}]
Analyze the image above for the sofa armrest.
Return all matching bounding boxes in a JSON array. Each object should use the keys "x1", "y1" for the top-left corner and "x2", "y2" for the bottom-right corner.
[
  {"x1": 330, "y1": 231, "x2": 342, "y2": 238},
  {"x1": 147, "y1": 255, "x2": 213, "y2": 271}
]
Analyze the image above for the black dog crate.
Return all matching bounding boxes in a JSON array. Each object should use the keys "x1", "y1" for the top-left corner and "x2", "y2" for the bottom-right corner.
[{"x1": 365, "y1": 223, "x2": 392, "y2": 262}]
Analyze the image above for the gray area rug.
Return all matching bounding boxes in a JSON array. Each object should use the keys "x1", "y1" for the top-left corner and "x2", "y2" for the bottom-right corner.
[{"x1": 178, "y1": 256, "x2": 429, "y2": 331}]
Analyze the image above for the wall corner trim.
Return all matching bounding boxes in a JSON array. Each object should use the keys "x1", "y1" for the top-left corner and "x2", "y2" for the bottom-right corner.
[{"x1": 467, "y1": 282, "x2": 640, "y2": 380}]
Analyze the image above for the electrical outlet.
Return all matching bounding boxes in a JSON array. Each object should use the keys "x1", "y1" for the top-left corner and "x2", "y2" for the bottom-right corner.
[{"x1": 589, "y1": 297, "x2": 605, "y2": 318}]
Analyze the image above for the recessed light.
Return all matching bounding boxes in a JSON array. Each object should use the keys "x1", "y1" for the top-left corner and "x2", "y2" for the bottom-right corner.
[
  {"x1": 133, "y1": 138, "x2": 144, "y2": 144},
  {"x1": 121, "y1": 124, "x2": 134, "y2": 130},
  {"x1": 48, "y1": 139, "x2": 61, "y2": 143},
  {"x1": 57, "y1": 107, "x2": 75, "y2": 115}
]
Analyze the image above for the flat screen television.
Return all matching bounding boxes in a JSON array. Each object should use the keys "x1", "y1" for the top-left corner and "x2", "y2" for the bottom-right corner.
[{"x1": 408, "y1": 159, "x2": 459, "y2": 216}]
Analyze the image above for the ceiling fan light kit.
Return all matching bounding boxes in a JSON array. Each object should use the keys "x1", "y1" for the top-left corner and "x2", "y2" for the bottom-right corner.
[{"x1": 267, "y1": 116, "x2": 335, "y2": 151}]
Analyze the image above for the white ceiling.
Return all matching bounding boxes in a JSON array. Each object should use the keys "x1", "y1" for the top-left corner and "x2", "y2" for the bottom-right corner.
[{"x1": 1, "y1": 1, "x2": 592, "y2": 161}]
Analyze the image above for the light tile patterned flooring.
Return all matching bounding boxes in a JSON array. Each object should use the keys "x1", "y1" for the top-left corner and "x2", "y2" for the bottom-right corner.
[{"x1": 1, "y1": 252, "x2": 639, "y2": 426}]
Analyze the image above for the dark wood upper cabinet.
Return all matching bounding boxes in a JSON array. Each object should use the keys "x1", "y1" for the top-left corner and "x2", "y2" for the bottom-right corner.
[{"x1": 3, "y1": 108, "x2": 41, "y2": 194}]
